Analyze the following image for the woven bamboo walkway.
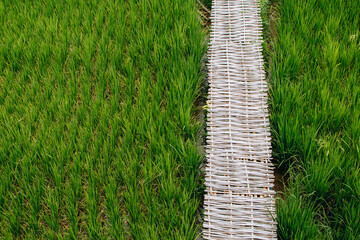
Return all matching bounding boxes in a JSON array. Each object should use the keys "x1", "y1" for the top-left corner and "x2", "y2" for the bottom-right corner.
[{"x1": 203, "y1": 0, "x2": 276, "y2": 239}]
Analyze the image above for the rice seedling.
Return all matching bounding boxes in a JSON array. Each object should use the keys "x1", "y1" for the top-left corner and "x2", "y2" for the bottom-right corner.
[
  {"x1": 0, "y1": 0, "x2": 207, "y2": 238},
  {"x1": 263, "y1": 0, "x2": 360, "y2": 238}
]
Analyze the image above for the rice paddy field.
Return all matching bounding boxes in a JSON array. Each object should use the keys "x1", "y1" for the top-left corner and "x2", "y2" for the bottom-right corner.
[
  {"x1": 1, "y1": 0, "x2": 360, "y2": 239},
  {"x1": 0, "y1": 0, "x2": 206, "y2": 238},
  {"x1": 263, "y1": 0, "x2": 360, "y2": 238}
]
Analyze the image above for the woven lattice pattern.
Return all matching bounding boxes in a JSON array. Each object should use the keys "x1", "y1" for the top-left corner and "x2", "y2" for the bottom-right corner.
[{"x1": 203, "y1": 0, "x2": 276, "y2": 239}]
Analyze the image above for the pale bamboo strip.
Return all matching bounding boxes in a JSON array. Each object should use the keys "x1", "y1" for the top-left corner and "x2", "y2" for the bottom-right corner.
[{"x1": 203, "y1": 0, "x2": 276, "y2": 239}]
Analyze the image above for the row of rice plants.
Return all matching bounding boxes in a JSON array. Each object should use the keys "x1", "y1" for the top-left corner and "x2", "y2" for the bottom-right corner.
[
  {"x1": 263, "y1": 0, "x2": 360, "y2": 238},
  {"x1": 0, "y1": 0, "x2": 206, "y2": 238}
]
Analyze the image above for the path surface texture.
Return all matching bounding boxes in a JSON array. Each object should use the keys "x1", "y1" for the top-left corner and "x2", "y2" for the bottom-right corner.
[{"x1": 203, "y1": 0, "x2": 277, "y2": 239}]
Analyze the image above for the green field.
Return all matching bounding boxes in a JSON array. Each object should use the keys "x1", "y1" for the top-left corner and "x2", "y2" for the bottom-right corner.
[
  {"x1": 264, "y1": 0, "x2": 360, "y2": 238},
  {"x1": 2, "y1": 0, "x2": 360, "y2": 239},
  {"x1": 0, "y1": 0, "x2": 206, "y2": 238}
]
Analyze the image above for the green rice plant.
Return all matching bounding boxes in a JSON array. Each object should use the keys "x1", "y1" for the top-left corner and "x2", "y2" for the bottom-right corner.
[
  {"x1": 276, "y1": 190, "x2": 323, "y2": 239},
  {"x1": 263, "y1": 0, "x2": 360, "y2": 238},
  {"x1": 0, "y1": 0, "x2": 207, "y2": 238}
]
